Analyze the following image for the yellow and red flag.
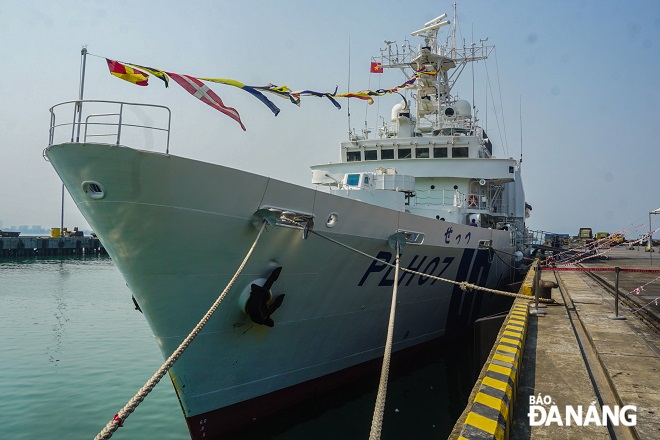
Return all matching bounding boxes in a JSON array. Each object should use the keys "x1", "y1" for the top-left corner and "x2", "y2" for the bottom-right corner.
[
  {"x1": 106, "y1": 59, "x2": 149, "y2": 86},
  {"x1": 370, "y1": 61, "x2": 383, "y2": 73},
  {"x1": 334, "y1": 91, "x2": 375, "y2": 105}
]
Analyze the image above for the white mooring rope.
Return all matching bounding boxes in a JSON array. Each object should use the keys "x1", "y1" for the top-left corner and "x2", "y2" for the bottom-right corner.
[
  {"x1": 369, "y1": 243, "x2": 400, "y2": 440},
  {"x1": 305, "y1": 227, "x2": 552, "y2": 303},
  {"x1": 94, "y1": 221, "x2": 267, "y2": 440}
]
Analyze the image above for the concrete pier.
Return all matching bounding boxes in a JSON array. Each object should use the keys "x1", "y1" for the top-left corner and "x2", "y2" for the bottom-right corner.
[
  {"x1": 0, "y1": 236, "x2": 105, "y2": 257},
  {"x1": 451, "y1": 247, "x2": 660, "y2": 439}
]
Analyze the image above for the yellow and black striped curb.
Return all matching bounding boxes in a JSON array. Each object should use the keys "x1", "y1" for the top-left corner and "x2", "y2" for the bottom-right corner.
[
  {"x1": 458, "y1": 300, "x2": 529, "y2": 440},
  {"x1": 520, "y1": 260, "x2": 538, "y2": 296}
]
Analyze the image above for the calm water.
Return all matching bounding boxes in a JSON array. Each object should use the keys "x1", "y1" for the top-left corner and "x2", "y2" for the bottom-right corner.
[{"x1": 0, "y1": 256, "x2": 473, "y2": 439}]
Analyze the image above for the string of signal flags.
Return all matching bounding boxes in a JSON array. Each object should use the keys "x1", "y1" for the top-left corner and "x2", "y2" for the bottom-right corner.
[{"x1": 102, "y1": 55, "x2": 439, "y2": 131}]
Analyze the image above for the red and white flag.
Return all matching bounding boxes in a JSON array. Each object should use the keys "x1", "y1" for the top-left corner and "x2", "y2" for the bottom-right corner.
[{"x1": 167, "y1": 72, "x2": 246, "y2": 131}]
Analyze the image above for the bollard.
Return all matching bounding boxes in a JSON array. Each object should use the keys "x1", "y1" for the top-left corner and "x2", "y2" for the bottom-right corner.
[
  {"x1": 608, "y1": 266, "x2": 626, "y2": 320},
  {"x1": 530, "y1": 264, "x2": 546, "y2": 316},
  {"x1": 539, "y1": 280, "x2": 558, "y2": 299}
]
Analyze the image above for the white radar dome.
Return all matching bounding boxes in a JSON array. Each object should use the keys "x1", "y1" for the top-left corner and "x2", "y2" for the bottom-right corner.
[
  {"x1": 443, "y1": 100, "x2": 472, "y2": 118},
  {"x1": 453, "y1": 100, "x2": 472, "y2": 117}
]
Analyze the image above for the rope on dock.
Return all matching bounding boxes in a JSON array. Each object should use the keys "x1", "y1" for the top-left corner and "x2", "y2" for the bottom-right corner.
[
  {"x1": 369, "y1": 243, "x2": 400, "y2": 440},
  {"x1": 94, "y1": 221, "x2": 268, "y2": 440}
]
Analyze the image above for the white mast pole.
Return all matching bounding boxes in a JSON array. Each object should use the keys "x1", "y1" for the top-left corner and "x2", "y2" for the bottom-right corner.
[
  {"x1": 76, "y1": 46, "x2": 88, "y2": 142},
  {"x1": 61, "y1": 46, "x2": 88, "y2": 236}
]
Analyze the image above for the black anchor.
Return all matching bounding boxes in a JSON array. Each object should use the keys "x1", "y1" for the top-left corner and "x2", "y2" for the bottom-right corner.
[{"x1": 245, "y1": 266, "x2": 285, "y2": 327}]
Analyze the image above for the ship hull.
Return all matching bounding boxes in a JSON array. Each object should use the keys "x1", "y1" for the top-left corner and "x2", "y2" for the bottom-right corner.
[{"x1": 46, "y1": 143, "x2": 516, "y2": 438}]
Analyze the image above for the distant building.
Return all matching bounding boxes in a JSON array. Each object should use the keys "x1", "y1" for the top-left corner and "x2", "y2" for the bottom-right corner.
[{"x1": 8, "y1": 225, "x2": 51, "y2": 235}]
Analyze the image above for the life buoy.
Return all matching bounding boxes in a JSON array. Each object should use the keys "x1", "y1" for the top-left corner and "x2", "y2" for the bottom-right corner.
[{"x1": 468, "y1": 194, "x2": 479, "y2": 208}]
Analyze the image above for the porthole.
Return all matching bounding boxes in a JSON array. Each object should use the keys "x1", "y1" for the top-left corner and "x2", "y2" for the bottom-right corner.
[
  {"x1": 82, "y1": 181, "x2": 106, "y2": 200},
  {"x1": 326, "y1": 212, "x2": 339, "y2": 228}
]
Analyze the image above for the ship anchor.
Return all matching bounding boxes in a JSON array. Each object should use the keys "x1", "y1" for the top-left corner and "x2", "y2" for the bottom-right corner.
[{"x1": 245, "y1": 266, "x2": 285, "y2": 327}]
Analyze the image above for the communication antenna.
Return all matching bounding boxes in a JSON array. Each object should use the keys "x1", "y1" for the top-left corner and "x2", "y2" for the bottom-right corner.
[
  {"x1": 471, "y1": 25, "x2": 475, "y2": 119},
  {"x1": 519, "y1": 95, "x2": 523, "y2": 164},
  {"x1": 452, "y1": 2, "x2": 457, "y2": 53},
  {"x1": 347, "y1": 36, "x2": 351, "y2": 139}
]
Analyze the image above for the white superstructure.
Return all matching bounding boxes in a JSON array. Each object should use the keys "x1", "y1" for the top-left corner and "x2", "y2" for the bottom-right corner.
[{"x1": 309, "y1": 10, "x2": 526, "y2": 241}]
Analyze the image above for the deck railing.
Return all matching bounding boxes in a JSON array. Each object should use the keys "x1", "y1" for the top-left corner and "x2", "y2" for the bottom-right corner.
[
  {"x1": 412, "y1": 189, "x2": 463, "y2": 207},
  {"x1": 48, "y1": 100, "x2": 172, "y2": 154}
]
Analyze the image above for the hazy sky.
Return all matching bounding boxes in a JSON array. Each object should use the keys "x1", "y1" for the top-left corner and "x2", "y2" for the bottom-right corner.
[{"x1": 1, "y1": 0, "x2": 658, "y2": 239}]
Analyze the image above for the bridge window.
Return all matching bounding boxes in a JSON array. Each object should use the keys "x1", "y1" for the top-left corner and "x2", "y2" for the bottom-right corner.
[
  {"x1": 365, "y1": 150, "x2": 377, "y2": 160},
  {"x1": 433, "y1": 147, "x2": 448, "y2": 158},
  {"x1": 381, "y1": 149, "x2": 394, "y2": 159},
  {"x1": 415, "y1": 147, "x2": 430, "y2": 158},
  {"x1": 452, "y1": 147, "x2": 468, "y2": 158},
  {"x1": 398, "y1": 148, "x2": 412, "y2": 159},
  {"x1": 347, "y1": 151, "x2": 361, "y2": 162}
]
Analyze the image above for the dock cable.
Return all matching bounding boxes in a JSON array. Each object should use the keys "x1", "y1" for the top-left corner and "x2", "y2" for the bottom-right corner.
[
  {"x1": 369, "y1": 242, "x2": 400, "y2": 440},
  {"x1": 491, "y1": 247, "x2": 522, "y2": 270},
  {"x1": 278, "y1": 217, "x2": 553, "y2": 303},
  {"x1": 491, "y1": 246, "x2": 535, "y2": 263},
  {"x1": 94, "y1": 221, "x2": 268, "y2": 440}
]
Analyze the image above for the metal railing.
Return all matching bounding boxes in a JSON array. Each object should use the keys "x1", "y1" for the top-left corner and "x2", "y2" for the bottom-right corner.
[
  {"x1": 48, "y1": 100, "x2": 172, "y2": 154},
  {"x1": 412, "y1": 189, "x2": 466, "y2": 207}
]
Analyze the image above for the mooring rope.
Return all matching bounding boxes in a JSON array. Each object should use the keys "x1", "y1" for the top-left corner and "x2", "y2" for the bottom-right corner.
[
  {"x1": 369, "y1": 243, "x2": 400, "y2": 440},
  {"x1": 302, "y1": 227, "x2": 553, "y2": 303},
  {"x1": 94, "y1": 221, "x2": 267, "y2": 440}
]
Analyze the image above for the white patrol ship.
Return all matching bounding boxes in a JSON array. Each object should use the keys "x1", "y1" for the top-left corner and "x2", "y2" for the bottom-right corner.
[{"x1": 45, "y1": 7, "x2": 529, "y2": 439}]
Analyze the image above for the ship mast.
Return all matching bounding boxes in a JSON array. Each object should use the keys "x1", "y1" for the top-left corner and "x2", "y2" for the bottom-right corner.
[{"x1": 372, "y1": 4, "x2": 493, "y2": 139}]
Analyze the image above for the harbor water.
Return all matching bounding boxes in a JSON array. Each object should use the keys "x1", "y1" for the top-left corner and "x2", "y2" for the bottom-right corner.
[{"x1": 0, "y1": 256, "x2": 474, "y2": 439}]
